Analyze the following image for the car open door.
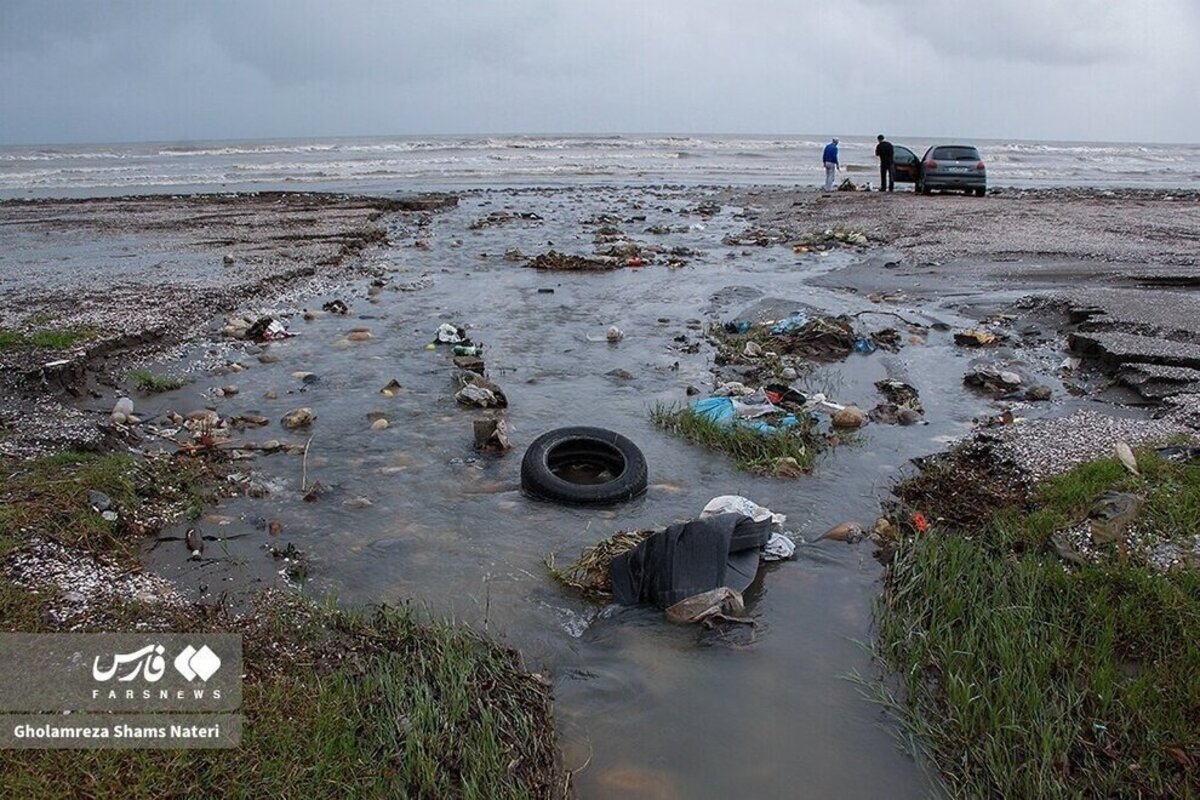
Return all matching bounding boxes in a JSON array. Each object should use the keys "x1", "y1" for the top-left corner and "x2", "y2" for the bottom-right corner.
[{"x1": 892, "y1": 145, "x2": 919, "y2": 184}]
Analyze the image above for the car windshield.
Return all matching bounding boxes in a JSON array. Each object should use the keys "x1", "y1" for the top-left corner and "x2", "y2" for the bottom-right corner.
[{"x1": 931, "y1": 146, "x2": 981, "y2": 161}]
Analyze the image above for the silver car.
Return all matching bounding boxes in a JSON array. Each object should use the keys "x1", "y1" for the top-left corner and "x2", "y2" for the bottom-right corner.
[{"x1": 917, "y1": 144, "x2": 987, "y2": 196}]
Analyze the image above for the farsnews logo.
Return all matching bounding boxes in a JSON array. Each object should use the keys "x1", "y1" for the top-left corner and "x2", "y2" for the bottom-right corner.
[
  {"x1": 173, "y1": 645, "x2": 221, "y2": 682},
  {"x1": 92, "y1": 644, "x2": 221, "y2": 684}
]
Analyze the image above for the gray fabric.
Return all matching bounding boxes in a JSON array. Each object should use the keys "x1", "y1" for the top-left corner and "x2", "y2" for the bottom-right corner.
[{"x1": 609, "y1": 513, "x2": 771, "y2": 608}]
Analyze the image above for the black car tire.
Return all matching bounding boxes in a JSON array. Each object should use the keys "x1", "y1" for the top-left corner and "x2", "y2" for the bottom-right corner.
[
  {"x1": 521, "y1": 426, "x2": 648, "y2": 505},
  {"x1": 975, "y1": 187, "x2": 986, "y2": 197}
]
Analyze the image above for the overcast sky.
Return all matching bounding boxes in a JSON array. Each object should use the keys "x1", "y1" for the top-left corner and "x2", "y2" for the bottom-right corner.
[{"x1": 1, "y1": 0, "x2": 1196, "y2": 146}]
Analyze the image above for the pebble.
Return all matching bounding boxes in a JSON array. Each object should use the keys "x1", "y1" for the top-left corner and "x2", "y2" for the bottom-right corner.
[
  {"x1": 258, "y1": 353, "x2": 281, "y2": 364},
  {"x1": 371, "y1": 418, "x2": 390, "y2": 431},
  {"x1": 985, "y1": 410, "x2": 1192, "y2": 481},
  {"x1": 281, "y1": 407, "x2": 315, "y2": 429},
  {"x1": 87, "y1": 490, "x2": 112, "y2": 511},
  {"x1": 831, "y1": 405, "x2": 867, "y2": 429}
]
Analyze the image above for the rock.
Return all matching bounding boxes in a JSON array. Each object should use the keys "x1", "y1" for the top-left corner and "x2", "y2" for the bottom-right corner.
[
  {"x1": 263, "y1": 390, "x2": 277, "y2": 400},
  {"x1": 897, "y1": 407, "x2": 924, "y2": 425},
  {"x1": 455, "y1": 376, "x2": 508, "y2": 409},
  {"x1": 686, "y1": 385, "x2": 701, "y2": 396},
  {"x1": 184, "y1": 409, "x2": 220, "y2": 429},
  {"x1": 281, "y1": 407, "x2": 316, "y2": 429},
  {"x1": 101, "y1": 510, "x2": 119, "y2": 523},
  {"x1": 772, "y1": 457, "x2": 805, "y2": 478},
  {"x1": 247, "y1": 482, "x2": 269, "y2": 498},
  {"x1": 1089, "y1": 491, "x2": 1142, "y2": 544},
  {"x1": 743, "y1": 341, "x2": 762, "y2": 358},
  {"x1": 343, "y1": 496, "x2": 373, "y2": 510},
  {"x1": 606, "y1": 326, "x2": 624, "y2": 343},
  {"x1": 606, "y1": 368, "x2": 634, "y2": 381},
  {"x1": 88, "y1": 490, "x2": 112, "y2": 511},
  {"x1": 371, "y1": 418, "x2": 390, "y2": 431},
  {"x1": 257, "y1": 352, "x2": 281, "y2": 364},
  {"x1": 1025, "y1": 385, "x2": 1053, "y2": 401},
  {"x1": 453, "y1": 355, "x2": 486, "y2": 374},
  {"x1": 346, "y1": 329, "x2": 373, "y2": 342},
  {"x1": 267, "y1": 519, "x2": 282, "y2": 536},
  {"x1": 111, "y1": 396, "x2": 134, "y2": 423},
  {"x1": 831, "y1": 405, "x2": 867, "y2": 429},
  {"x1": 223, "y1": 254, "x2": 235, "y2": 265},
  {"x1": 781, "y1": 367, "x2": 798, "y2": 380},
  {"x1": 380, "y1": 379, "x2": 402, "y2": 395},
  {"x1": 221, "y1": 385, "x2": 239, "y2": 396},
  {"x1": 473, "y1": 418, "x2": 512, "y2": 452}
]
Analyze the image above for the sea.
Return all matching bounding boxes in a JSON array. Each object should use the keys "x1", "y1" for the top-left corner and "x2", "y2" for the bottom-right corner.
[{"x1": 1, "y1": 134, "x2": 1199, "y2": 199}]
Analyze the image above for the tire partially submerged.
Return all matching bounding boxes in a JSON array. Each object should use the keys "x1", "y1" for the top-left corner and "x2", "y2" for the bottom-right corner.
[{"x1": 521, "y1": 426, "x2": 648, "y2": 505}]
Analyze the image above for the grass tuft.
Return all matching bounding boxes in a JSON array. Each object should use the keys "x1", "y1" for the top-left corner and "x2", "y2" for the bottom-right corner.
[
  {"x1": 128, "y1": 369, "x2": 189, "y2": 393},
  {"x1": 873, "y1": 451, "x2": 1200, "y2": 798},
  {"x1": 651, "y1": 402, "x2": 820, "y2": 474},
  {"x1": 0, "y1": 327, "x2": 97, "y2": 351}
]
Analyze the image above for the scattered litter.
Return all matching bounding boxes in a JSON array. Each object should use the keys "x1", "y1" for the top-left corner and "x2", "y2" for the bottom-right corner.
[
  {"x1": 954, "y1": 330, "x2": 1002, "y2": 347},
  {"x1": 247, "y1": 317, "x2": 293, "y2": 342},
  {"x1": 964, "y1": 364, "x2": 1024, "y2": 395},
  {"x1": 813, "y1": 522, "x2": 865, "y2": 543},
  {"x1": 322, "y1": 299, "x2": 349, "y2": 315},
  {"x1": 607, "y1": 326, "x2": 624, "y2": 343},
  {"x1": 770, "y1": 311, "x2": 809, "y2": 335},
  {"x1": 1115, "y1": 441, "x2": 1140, "y2": 475},
  {"x1": 665, "y1": 587, "x2": 752, "y2": 626},
  {"x1": 1089, "y1": 491, "x2": 1142, "y2": 544},
  {"x1": 435, "y1": 323, "x2": 469, "y2": 345},
  {"x1": 111, "y1": 396, "x2": 134, "y2": 425}
]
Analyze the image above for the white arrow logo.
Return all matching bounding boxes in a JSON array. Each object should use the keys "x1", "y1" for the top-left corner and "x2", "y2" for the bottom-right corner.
[{"x1": 173, "y1": 645, "x2": 222, "y2": 682}]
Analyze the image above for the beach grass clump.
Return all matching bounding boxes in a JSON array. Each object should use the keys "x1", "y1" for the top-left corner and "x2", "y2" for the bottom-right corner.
[
  {"x1": 651, "y1": 402, "x2": 819, "y2": 474},
  {"x1": 0, "y1": 451, "x2": 221, "y2": 560},
  {"x1": 0, "y1": 592, "x2": 563, "y2": 799},
  {"x1": 128, "y1": 369, "x2": 190, "y2": 393},
  {"x1": 870, "y1": 451, "x2": 1200, "y2": 798},
  {"x1": 0, "y1": 327, "x2": 97, "y2": 351},
  {"x1": 546, "y1": 529, "x2": 656, "y2": 598}
]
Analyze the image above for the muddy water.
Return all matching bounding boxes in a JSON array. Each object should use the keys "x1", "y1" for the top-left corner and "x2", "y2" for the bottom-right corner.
[{"x1": 139, "y1": 187, "x2": 1073, "y2": 798}]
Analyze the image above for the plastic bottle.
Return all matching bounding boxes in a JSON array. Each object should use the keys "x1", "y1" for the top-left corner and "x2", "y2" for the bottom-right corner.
[{"x1": 453, "y1": 344, "x2": 483, "y2": 356}]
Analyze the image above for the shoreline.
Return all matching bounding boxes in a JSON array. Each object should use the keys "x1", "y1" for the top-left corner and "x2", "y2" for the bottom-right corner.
[{"x1": 1, "y1": 184, "x2": 1198, "y2": 797}]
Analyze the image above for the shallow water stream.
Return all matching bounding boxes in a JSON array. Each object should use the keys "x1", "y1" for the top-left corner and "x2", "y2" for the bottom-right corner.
[{"x1": 133, "y1": 187, "x2": 1083, "y2": 798}]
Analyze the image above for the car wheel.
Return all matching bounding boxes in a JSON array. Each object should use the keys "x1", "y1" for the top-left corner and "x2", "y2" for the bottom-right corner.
[
  {"x1": 521, "y1": 426, "x2": 648, "y2": 505},
  {"x1": 975, "y1": 188, "x2": 986, "y2": 197}
]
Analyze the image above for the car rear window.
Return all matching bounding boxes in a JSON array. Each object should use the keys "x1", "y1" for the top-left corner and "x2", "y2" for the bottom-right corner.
[{"x1": 931, "y1": 146, "x2": 981, "y2": 161}]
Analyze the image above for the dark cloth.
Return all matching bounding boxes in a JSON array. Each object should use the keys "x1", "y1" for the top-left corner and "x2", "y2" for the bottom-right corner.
[
  {"x1": 875, "y1": 140, "x2": 894, "y2": 165},
  {"x1": 609, "y1": 513, "x2": 771, "y2": 608},
  {"x1": 880, "y1": 162, "x2": 895, "y2": 191}
]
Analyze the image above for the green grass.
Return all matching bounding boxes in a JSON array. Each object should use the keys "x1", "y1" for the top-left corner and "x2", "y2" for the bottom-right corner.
[
  {"x1": 0, "y1": 327, "x2": 97, "y2": 351},
  {"x1": 128, "y1": 369, "x2": 190, "y2": 393},
  {"x1": 0, "y1": 595, "x2": 562, "y2": 799},
  {"x1": 0, "y1": 449, "x2": 563, "y2": 798},
  {"x1": 0, "y1": 451, "x2": 221, "y2": 561},
  {"x1": 651, "y1": 402, "x2": 821, "y2": 474},
  {"x1": 871, "y1": 451, "x2": 1200, "y2": 798}
]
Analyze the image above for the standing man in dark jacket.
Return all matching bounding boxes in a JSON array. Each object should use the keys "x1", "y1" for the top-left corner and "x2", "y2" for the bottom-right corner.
[{"x1": 875, "y1": 134, "x2": 895, "y2": 192}]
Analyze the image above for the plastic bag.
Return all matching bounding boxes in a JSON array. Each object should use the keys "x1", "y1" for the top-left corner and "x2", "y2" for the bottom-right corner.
[{"x1": 700, "y1": 495, "x2": 786, "y2": 527}]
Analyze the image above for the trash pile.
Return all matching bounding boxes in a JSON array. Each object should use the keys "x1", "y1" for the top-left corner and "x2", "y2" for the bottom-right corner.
[
  {"x1": 549, "y1": 495, "x2": 796, "y2": 627},
  {"x1": 467, "y1": 210, "x2": 543, "y2": 230},
  {"x1": 715, "y1": 312, "x2": 862, "y2": 366},
  {"x1": 222, "y1": 314, "x2": 297, "y2": 342},
  {"x1": 869, "y1": 379, "x2": 924, "y2": 426},
  {"x1": 793, "y1": 225, "x2": 870, "y2": 249},
  {"x1": 526, "y1": 250, "x2": 619, "y2": 272}
]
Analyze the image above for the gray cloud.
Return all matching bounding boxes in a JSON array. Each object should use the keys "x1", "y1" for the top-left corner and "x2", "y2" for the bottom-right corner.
[{"x1": 0, "y1": 0, "x2": 1196, "y2": 144}]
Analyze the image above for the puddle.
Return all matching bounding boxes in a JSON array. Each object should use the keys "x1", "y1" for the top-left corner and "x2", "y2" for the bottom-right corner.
[{"x1": 130, "y1": 186, "x2": 1093, "y2": 798}]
